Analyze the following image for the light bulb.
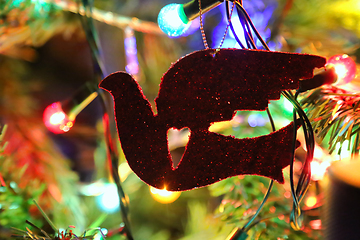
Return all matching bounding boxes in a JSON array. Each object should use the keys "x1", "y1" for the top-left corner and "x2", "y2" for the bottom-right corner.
[
  {"x1": 158, "y1": 3, "x2": 191, "y2": 37},
  {"x1": 305, "y1": 195, "x2": 317, "y2": 208},
  {"x1": 43, "y1": 102, "x2": 74, "y2": 134},
  {"x1": 43, "y1": 85, "x2": 98, "y2": 134},
  {"x1": 310, "y1": 160, "x2": 331, "y2": 181},
  {"x1": 150, "y1": 186, "x2": 181, "y2": 204},
  {"x1": 124, "y1": 27, "x2": 139, "y2": 76},
  {"x1": 96, "y1": 184, "x2": 120, "y2": 213},
  {"x1": 158, "y1": 0, "x2": 223, "y2": 37},
  {"x1": 327, "y1": 54, "x2": 357, "y2": 86}
]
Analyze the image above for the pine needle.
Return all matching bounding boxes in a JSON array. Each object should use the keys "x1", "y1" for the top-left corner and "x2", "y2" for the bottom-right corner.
[
  {"x1": 300, "y1": 85, "x2": 360, "y2": 156},
  {"x1": 32, "y1": 200, "x2": 58, "y2": 232}
]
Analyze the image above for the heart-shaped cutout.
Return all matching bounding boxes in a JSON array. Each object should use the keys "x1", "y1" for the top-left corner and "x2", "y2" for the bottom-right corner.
[{"x1": 167, "y1": 127, "x2": 190, "y2": 169}]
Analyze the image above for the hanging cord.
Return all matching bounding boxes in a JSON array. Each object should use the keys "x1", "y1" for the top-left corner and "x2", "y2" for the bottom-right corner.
[
  {"x1": 77, "y1": 1, "x2": 133, "y2": 239},
  {"x1": 200, "y1": 0, "x2": 234, "y2": 49},
  {"x1": 199, "y1": 0, "x2": 209, "y2": 49}
]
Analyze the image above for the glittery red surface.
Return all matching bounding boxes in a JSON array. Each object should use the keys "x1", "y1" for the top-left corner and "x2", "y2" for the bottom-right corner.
[{"x1": 99, "y1": 48, "x2": 326, "y2": 191}]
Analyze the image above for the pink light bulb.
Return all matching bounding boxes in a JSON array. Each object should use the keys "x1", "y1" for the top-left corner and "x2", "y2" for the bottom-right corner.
[
  {"x1": 43, "y1": 102, "x2": 74, "y2": 134},
  {"x1": 327, "y1": 54, "x2": 357, "y2": 86}
]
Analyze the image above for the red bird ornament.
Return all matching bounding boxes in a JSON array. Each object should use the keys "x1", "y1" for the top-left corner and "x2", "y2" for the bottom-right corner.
[{"x1": 99, "y1": 48, "x2": 326, "y2": 191}]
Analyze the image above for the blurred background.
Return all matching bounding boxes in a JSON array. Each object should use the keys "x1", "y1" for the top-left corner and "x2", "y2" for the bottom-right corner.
[{"x1": 0, "y1": 0, "x2": 359, "y2": 239}]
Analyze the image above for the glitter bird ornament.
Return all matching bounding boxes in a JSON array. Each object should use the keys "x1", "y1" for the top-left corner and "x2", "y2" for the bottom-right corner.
[{"x1": 100, "y1": 48, "x2": 325, "y2": 191}]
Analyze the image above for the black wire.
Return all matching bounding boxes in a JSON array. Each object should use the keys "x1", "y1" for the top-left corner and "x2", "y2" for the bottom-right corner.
[
  {"x1": 231, "y1": 0, "x2": 315, "y2": 232},
  {"x1": 77, "y1": 0, "x2": 104, "y2": 80},
  {"x1": 241, "y1": 108, "x2": 276, "y2": 233},
  {"x1": 239, "y1": 16, "x2": 251, "y2": 48},
  {"x1": 226, "y1": 1, "x2": 276, "y2": 235},
  {"x1": 226, "y1": 1, "x2": 245, "y2": 48},
  {"x1": 282, "y1": 90, "x2": 314, "y2": 229},
  {"x1": 77, "y1": 1, "x2": 134, "y2": 239},
  {"x1": 235, "y1": 3, "x2": 269, "y2": 51},
  {"x1": 236, "y1": 5, "x2": 255, "y2": 49},
  {"x1": 98, "y1": 92, "x2": 134, "y2": 240}
]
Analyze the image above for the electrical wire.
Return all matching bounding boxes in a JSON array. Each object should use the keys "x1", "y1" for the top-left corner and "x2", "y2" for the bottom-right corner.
[
  {"x1": 224, "y1": 0, "x2": 314, "y2": 237},
  {"x1": 77, "y1": 1, "x2": 133, "y2": 239},
  {"x1": 226, "y1": 1, "x2": 245, "y2": 49},
  {"x1": 241, "y1": 108, "x2": 276, "y2": 233},
  {"x1": 224, "y1": 2, "x2": 276, "y2": 238},
  {"x1": 219, "y1": 1, "x2": 235, "y2": 48}
]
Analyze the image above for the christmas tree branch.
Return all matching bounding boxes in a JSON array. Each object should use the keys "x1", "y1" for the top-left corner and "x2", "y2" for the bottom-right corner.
[
  {"x1": 301, "y1": 86, "x2": 360, "y2": 156},
  {"x1": 44, "y1": 0, "x2": 164, "y2": 35}
]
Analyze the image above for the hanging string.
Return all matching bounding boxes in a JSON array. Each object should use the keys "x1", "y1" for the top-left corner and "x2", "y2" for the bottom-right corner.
[
  {"x1": 201, "y1": 0, "x2": 234, "y2": 49},
  {"x1": 198, "y1": 0, "x2": 209, "y2": 49}
]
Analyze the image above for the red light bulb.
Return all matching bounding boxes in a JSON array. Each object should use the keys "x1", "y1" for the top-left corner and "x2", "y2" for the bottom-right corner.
[
  {"x1": 43, "y1": 102, "x2": 74, "y2": 134},
  {"x1": 327, "y1": 54, "x2": 357, "y2": 86}
]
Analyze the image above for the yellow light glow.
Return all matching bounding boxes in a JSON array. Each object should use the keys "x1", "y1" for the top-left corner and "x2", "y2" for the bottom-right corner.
[
  {"x1": 311, "y1": 160, "x2": 331, "y2": 181},
  {"x1": 150, "y1": 186, "x2": 181, "y2": 204},
  {"x1": 118, "y1": 162, "x2": 132, "y2": 181},
  {"x1": 218, "y1": 203, "x2": 225, "y2": 213},
  {"x1": 305, "y1": 196, "x2": 317, "y2": 208},
  {"x1": 313, "y1": 146, "x2": 324, "y2": 159},
  {"x1": 49, "y1": 112, "x2": 66, "y2": 125}
]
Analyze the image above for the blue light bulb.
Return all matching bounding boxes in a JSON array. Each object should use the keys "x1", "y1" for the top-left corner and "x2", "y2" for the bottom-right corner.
[
  {"x1": 96, "y1": 184, "x2": 120, "y2": 213},
  {"x1": 158, "y1": 3, "x2": 191, "y2": 37}
]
